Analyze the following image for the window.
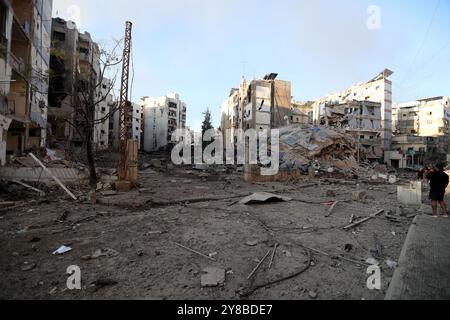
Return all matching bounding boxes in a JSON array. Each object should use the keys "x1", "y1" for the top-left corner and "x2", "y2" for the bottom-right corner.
[
  {"x1": 0, "y1": 3, "x2": 7, "y2": 37},
  {"x1": 53, "y1": 31, "x2": 66, "y2": 42}
]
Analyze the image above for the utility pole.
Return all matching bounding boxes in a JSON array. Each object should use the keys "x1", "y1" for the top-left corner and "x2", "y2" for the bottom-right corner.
[{"x1": 118, "y1": 21, "x2": 133, "y2": 181}]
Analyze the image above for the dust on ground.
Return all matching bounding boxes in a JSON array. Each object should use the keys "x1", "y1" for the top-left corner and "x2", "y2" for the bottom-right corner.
[{"x1": 0, "y1": 165, "x2": 416, "y2": 300}]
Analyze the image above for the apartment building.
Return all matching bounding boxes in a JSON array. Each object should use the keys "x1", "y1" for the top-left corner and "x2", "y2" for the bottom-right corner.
[
  {"x1": 93, "y1": 78, "x2": 113, "y2": 150},
  {"x1": 220, "y1": 73, "x2": 292, "y2": 146},
  {"x1": 48, "y1": 17, "x2": 105, "y2": 149},
  {"x1": 312, "y1": 69, "x2": 393, "y2": 151},
  {"x1": 142, "y1": 93, "x2": 187, "y2": 152},
  {"x1": 393, "y1": 96, "x2": 450, "y2": 137},
  {"x1": 390, "y1": 96, "x2": 450, "y2": 167},
  {"x1": 110, "y1": 101, "x2": 142, "y2": 151},
  {"x1": 0, "y1": 0, "x2": 53, "y2": 165}
]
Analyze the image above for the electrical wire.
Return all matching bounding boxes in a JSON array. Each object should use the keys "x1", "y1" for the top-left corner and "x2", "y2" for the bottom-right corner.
[{"x1": 401, "y1": 0, "x2": 441, "y2": 85}]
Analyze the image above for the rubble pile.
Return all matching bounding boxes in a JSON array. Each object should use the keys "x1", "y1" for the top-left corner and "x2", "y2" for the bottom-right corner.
[{"x1": 278, "y1": 125, "x2": 363, "y2": 175}]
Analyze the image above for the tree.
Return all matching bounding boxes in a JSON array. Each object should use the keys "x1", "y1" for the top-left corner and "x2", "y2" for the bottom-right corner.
[
  {"x1": 49, "y1": 39, "x2": 122, "y2": 187},
  {"x1": 201, "y1": 108, "x2": 214, "y2": 151},
  {"x1": 202, "y1": 108, "x2": 214, "y2": 135}
]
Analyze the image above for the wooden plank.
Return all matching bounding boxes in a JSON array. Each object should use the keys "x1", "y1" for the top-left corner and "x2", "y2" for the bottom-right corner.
[
  {"x1": 343, "y1": 209, "x2": 384, "y2": 230},
  {"x1": 125, "y1": 139, "x2": 138, "y2": 185},
  {"x1": 29, "y1": 153, "x2": 77, "y2": 200}
]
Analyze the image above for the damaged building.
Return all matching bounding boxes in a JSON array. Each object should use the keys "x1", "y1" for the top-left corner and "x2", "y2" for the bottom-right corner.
[
  {"x1": 387, "y1": 96, "x2": 450, "y2": 167},
  {"x1": 0, "y1": 0, "x2": 53, "y2": 165},
  {"x1": 312, "y1": 69, "x2": 394, "y2": 153},
  {"x1": 316, "y1": 100, "x2": 383, "y2": 160},
  {"x1": 47, "y1": 17, "x2": 110, "y2": 152},
  {"x1": 220, "y1": 73, "x2": 292, "y2": 146},
  {"x1": 142, "y1": 93, "x2": 187, "y2": 152}
]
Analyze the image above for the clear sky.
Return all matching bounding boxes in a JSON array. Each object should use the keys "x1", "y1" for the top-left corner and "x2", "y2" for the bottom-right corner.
[{"x1": 52, "y1": 0, "x2": 450, "y2": 131}]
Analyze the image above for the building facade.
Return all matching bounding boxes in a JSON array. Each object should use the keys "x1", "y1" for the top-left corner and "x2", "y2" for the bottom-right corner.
[
  {"x1": 48, "y1": 17, "x2": 104, "y2": 150},
  {"x1": 312, "y1": 69, "x2": 393, "y2": 151},
  {"x1": 391, "y1": 96, "x2": 450, "y2": 166},
  {"x1": 111, "y1": 101, "x2": 142, "y2": 151},
  {"x1": 142, "y1": 92, "x2": 187, "y2": 152},
  {"x1": 0, "y1": 0, "x2": 53, "y2": 165},
  {"x1": 220, "y1": 73, "x2": 292, "y2": 146}
]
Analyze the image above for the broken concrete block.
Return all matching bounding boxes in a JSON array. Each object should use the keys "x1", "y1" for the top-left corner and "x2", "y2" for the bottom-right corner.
[
  {"x1": 115, "y1": 181, "x2": 131, "y2": 193},
  {"x1": 352, "y1": 190, "x2": 367, "y2": 202},
  {"x1": 201, "y1": 267, "x2": 225, "y2": 287}
]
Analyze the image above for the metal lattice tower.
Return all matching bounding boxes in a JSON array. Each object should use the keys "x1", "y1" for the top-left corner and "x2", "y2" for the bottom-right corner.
[{"x1": 118, "y1": 21, "x2": 133, "y2": 180}]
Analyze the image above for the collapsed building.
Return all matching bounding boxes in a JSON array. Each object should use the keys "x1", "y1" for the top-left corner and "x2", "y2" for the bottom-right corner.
[
  {"x1": 291, "y1": 100, "x2": 314, "y2": 125},
  {"x1": 316, "y1": 100, "x2": 383, "y2": 160},
  {"x1": 0, "y1": 0, "x2": 53, "y2": 165},
  {"x1": 312, "y1": 69, "x2": 394, "y2": 153}
]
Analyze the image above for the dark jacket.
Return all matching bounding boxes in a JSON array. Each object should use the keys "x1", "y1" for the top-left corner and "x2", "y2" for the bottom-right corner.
[{"x1": 428, "y1": 170, "x2": 449, "y2": 194}]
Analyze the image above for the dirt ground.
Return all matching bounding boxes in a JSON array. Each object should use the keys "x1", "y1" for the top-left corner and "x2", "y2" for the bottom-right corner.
[{"x1": 0, "y1": 166, "x2": 417, "y2": 300}]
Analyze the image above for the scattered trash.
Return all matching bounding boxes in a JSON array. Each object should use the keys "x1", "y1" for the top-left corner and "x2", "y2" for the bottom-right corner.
[
  {"x1": 308, "y1": 291, "x2": 318, "y2": 299},
  {"x1": 53, "y1": 246, "x2": 72, "y2": 255},
  {"x1": 365, "y1": 257, "x2": 379, "y2": 266},
  {"x1": 283, "y1": 250, "x2": 292, "y2": 257},
  {"x1": 386, "y1": 260, "x2": 398, "y2": 269},
  {"x1": 201, "y1": 267, "x2": 226, "y2": 287},
  {"x1": 240, "y1": 192, "x2": 292, "y2": 205}
]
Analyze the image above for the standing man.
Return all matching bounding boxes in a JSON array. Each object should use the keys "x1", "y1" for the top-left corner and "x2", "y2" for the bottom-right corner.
[{"x1": 427, "y1": 163, "x2": 449, "y2": 218}]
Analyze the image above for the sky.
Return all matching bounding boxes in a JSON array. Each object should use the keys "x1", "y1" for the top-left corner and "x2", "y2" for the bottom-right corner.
[{"x1": 52, "y1": 0, "x2": 450, "y2": 131}]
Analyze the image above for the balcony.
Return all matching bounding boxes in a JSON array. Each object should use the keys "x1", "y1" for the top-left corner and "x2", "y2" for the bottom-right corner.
[{"x1": 9, "y1": 51, "x2": 27, "y2": 76}]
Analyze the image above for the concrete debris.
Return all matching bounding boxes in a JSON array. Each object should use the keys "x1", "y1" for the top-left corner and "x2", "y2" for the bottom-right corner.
[
  {"x1": 352, "y1": 190, "x2": 367, "y2": 202},
  {"x1": 366, "y1": 257, "x2": 379, "y2": 266},
  {"x1": 53, "y1": 246, "x2": 72, "y2": 255},
  {"x1": 245, "y1": 240, "x2": 259, "y2": 247},
  {"x1": 279, "y1": 125, "x2": 361, "y2": 174},
  {"x1": 240, "y1": 192, "x2": 292, "y2": 205},
  {"x1": 308, "y1": 291, "x2": 318, "y2": 299},
  {"x1": 386, "y1": 260, "x2": 398, "y2": 269},
  {"x1": 201, "y1": 267, "x2": 226, "y2": 287},
  {"x1": 21, "y1": 263, "x2": 37, "y2": 272}
]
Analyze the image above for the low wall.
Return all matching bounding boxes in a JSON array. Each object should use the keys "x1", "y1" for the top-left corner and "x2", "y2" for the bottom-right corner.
[{"x1": 0, "y1": 167, "x2": 88, "y2": 184}]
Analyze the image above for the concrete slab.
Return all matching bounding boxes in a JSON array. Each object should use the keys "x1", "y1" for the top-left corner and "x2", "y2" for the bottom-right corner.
[{"x1": 386, "y1": 215, "x2": 450, "y2": 300}]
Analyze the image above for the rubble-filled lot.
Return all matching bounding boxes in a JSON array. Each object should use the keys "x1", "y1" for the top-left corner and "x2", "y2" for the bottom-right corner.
[{"x1": 0, "y1": 164, "x2": 416, "y2": 300}]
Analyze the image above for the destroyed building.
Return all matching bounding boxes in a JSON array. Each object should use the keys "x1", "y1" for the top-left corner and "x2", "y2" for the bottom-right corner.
[
  {"x1": 142, "y1": 92, "x2": 187, "y2": 152},
  {"x1": 317, "y1": 100, "x2": 383, "y2": 160},
  {"x1": 291, "y1": 100, "x2": 314, "y2": 125},
  {"x1": 0, "y1": 0, "x2": 53, "y2": 165},
  {"x1": 312, "y1": 69, "x2": 394, "y2": 152}
]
